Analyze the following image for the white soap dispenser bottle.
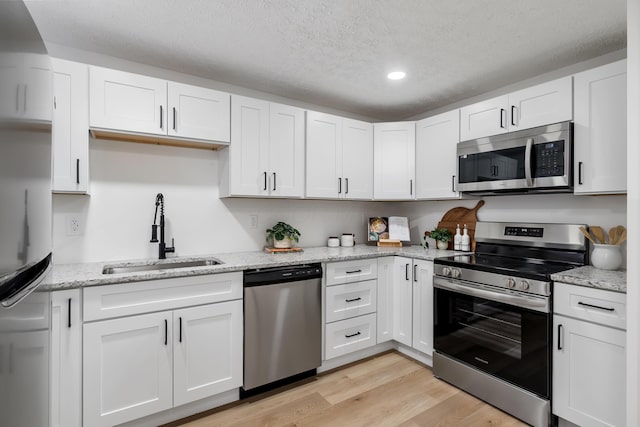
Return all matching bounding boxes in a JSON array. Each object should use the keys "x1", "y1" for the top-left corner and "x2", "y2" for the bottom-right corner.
[
  {"x1": 461, "y1": 224, "x2": 471, "y2": 251},
  {"x1": 454, "y1": 224, "x2": 462, "y2": 250}
]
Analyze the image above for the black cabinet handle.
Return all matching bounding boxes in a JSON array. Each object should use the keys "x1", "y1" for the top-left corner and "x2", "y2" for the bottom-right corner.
[
  {"x1": 557, "y1": 324, "x2": 563, "y2": 350},
  {"x1": 160, "y1": 105, "x2": 163, "y2": 129},
  {"x1": 346, "y1": 269, "x2": 362, "y2": 274},
  {"x1": 338, "y1": 177, "x2": 342, "y2": 194},
  {"x1": 272, "y1": 172, "x2": 276, "y2": 191},
  {"x1": 345, "y1": 178, "x2": 349, "y2": 195},
  {"x1": 263, "y1": 171, "x2": 267, "y2": 191},
  {"x1": 578, "y1": 161, "x2": 583, "y2": 185},
  {"x1": 578, "y1": 301, "x2": 615, "y2": 312},
  {"x1": 67, "y1": 298, "x2": 72, "y2": 328},
  {"x1": 451, "y1": 175, "x2": 455, "y2": 193},
  {"x1": 409, "y1": 179, "x2": 413, "y2": 196},
  {"x1": 173, "y1": 107, "x2": 177, "y2": 131},
  {"x1": 345, "y1": 297, "x2": 362, "y2": 303},
  {"x1": 179, "y1": 317, "x2": 183, "y2": 342},
  {"x1": 405, "y1": 263, "x2": 410, "y2": 281},
  {"x1": 500, "y1": 108, "x2": 506, "y2": 128},
  {"x1": 511, "y1": 105, "x2": 516, "y2": 126},
  {"x1": 164, "y1": 319, "x2": 168, "y2": 346},
  {"x1": 76, "y1": 159, "x2": 80, "y2": 185},
  {"x1": 345, "y1": 331, "x2": 361, "y2": 338},
  {"x1": 413, "y1": 264, "x2": 417, "y2": 282}
]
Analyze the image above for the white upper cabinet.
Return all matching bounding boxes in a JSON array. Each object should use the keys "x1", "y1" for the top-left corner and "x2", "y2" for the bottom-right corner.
[
  {"x1": 306, "y1": 111, "x2": 373, "y2": 200},
  {"x1": 167, "y1": 81, "x2": 231, "y2": 142},
  {"x1": 374, "y1": 122, "x2": 415, "y2": 200},
  {"x1": 460, "y1": 76, "x2": 572, "y2": 141},
  {"x1": 90, "y1": 66, "x2": 230, "y2": 144},
  {"x1": 0, "y1": 53, "x2": 51, "y2": 122},
  {"x1": 220, "y1": 95, "x2": 304, "y2": 197},
  {"x1": 573, "y1": 59, "x2": 627, "y2": 195},
  {"x1": 415, "y1": 110, "x2": 460, "y2": 200},
  {"x1": 52, "y1": 59, "x2": 89, "y2": 194}
]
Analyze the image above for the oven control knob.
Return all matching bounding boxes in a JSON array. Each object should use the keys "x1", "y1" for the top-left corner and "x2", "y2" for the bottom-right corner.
[
  {"x1": 451, "y1": 268, "x2": 461, "y2": 278},
  {"x1": 507, "y1": 278, "x2": 516, "y2": 288},
  {"x1": 442, "y1": 267, "x2": 451, "y2": 277},
  {"x1": 519, "y1": 280, "x2": 530, "y2": 290}
]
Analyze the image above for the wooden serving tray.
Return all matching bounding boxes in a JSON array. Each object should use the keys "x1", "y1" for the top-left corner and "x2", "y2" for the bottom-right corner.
[
  {"x1": 426, "y1": 200, "x2": 484, "y2": 251},
  {"x1": 264, "y1": 247, "x2": 304, "y2": 254}
]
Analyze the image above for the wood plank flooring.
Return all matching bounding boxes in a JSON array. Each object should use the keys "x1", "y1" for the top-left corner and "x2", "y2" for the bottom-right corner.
[{"x1": 169, "y1": 351, "x2": 528, "y2": 427}]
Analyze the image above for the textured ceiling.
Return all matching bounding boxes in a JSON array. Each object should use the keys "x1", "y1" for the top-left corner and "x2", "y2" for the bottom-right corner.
[{"x1": 25, "y1": 0, "x2": 626, "y2": 120}]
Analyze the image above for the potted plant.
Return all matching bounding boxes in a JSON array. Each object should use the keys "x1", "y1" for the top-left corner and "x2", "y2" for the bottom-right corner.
[
  {"x1": 266, "y1": 221, "x2": 301, "y2": 248},
  {"x1": 426, "y1": 228, "x2": 452, "y2": 250}
]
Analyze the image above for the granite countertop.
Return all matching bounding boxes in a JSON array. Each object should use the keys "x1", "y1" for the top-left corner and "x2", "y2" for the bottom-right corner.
[
  {"x1": 42, "y1": 245, "x2": 458, "y2": 291},
  {"x1": 551, "y1": 265, "x2": 627, "y2": 293}
]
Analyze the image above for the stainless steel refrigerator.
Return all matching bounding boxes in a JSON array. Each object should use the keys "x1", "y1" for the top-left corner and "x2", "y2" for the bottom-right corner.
[{"x1": 0, "y1": 1, "x2": 53, "y2": 426}]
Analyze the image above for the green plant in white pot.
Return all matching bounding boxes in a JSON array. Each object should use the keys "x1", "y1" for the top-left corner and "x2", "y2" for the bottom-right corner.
[
  {"x1": 266, "y1": 221, "x2": 301, "y2": 248},
  {"x1": 426, "y1": 228, "x2": 452, "y2": 250}
]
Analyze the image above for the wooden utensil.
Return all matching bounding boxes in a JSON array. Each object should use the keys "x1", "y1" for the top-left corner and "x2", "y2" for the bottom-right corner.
[
  {"x1": 579, "y1": 226, "x2": 597, "y2": 245},
  {"x1": 608, "y1": 227, "x2": 619, "y2": 246},
  {"x1": 427, "y1": 200, "x2": 485, "y2": 250},
  {"x1": 590, "y1": 226, "x2": 606, "y2": 244},
  {"x1": 615, "y1": 229, "x2": 627, "y2": 245}
]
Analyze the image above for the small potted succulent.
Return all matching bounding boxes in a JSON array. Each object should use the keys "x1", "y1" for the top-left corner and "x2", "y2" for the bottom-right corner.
[
  {"x1": 425, "y1": 228, "x2": 452, "y2": 250},
  {"x1": 266, "y1": 221, "x2": 301, "y2": 248}
]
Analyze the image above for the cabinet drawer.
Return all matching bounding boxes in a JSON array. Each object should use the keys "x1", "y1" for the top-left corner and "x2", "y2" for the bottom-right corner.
[
  {"x1": 325, "y1": 259, "x2": 378, "y2": 286},
  {"x1": 554, "y1": 282, "x2": 626, "y2": 330},
  {"x1": 325, "y1": 313, "x2": 376, "y2": 359},
  {"x1": 325, "y1": 280, "x2": 377, "y2": 323},
  {"x1": 84, "y1": 272, "x2": 242, "y2": 321}
]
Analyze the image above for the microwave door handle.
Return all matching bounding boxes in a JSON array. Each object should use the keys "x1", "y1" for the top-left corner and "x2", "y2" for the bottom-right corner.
[{"x1": 524, "y1": 138, "x2": 534, "y2": 187}]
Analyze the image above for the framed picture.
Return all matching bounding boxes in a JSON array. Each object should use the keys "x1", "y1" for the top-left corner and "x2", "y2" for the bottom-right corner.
[{"x1": 368, "y1": 217, "x2": 389, "y2": 243}]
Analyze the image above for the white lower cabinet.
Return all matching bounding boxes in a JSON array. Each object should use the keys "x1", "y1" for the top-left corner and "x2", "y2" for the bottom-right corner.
[
  {"x1": 411, "y1": 259, "x2": 434, "y2": 355},
  {"x1": 376, "y1": 257, "x2": 395, "y2": 344},
  {"x1": 325, "y1": 313, "x2": 377, "y2": 359},
  {"x1": 393, "y1": 257, "x2": 414, "y2": 347},
  {"x1": 50, "y1": 289, "x2": 82, "y2": 427},
  {"x1": 553, "y1": 283, "x2": 626, "y2": 427}
]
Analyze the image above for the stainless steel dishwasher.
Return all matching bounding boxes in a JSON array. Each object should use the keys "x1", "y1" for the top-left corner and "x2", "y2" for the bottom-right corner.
[{"x1": 242, "y1": 263, "x2": 322, "y2": 395}]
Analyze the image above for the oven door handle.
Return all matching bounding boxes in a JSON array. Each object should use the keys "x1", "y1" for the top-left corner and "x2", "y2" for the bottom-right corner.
[
  {"x1": 524, "y1": 137, "x2": 534, "y2": 187},
  {"x1": 433, "y1": 276, "x2": 549, "y2": 313}
]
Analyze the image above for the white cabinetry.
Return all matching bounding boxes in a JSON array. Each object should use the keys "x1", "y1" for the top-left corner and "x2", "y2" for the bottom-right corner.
[
  {"x1": 52, "y1": 59, "x2": 89, "y2": 194},
  {"x1": 374, "y1": 122, "x2": 416, "y2": 200},
  {"x1": 0, "y1": 53, "x2": 52, "y2": 122},
  {"x1": 553, "y1": 283, "x2": 626, "y2": 427},
  {"x1": 393, "y1": 257, "x2": 414, "y2": 346},
  {"x1": 306, "y1": 111, "x2": 373, "y2": 199},
  {"x1": 573, "y1": 60, "x2": 627, "y2": 195},
  {"x1": 90, "y1": 66, "x2": 230, "y2": 144},
  {"x1": 415, "y1": 110, "x2": 460, "y2": 199},
  {"x1": 83, "y1": 273, "x2": 243, "y2": 427},
  {"x1": 376, "y1": 257, "x2": 395, "y2": 343},
  {"x1": 460, "y1": 76, "x2": 572, "y2": 141},
  {"x1": 411, "y1": 259, "x2": 434, "y2": 355},
  {"x1": 50, "y1": 289, "x2": 82, "y2": 427},
  {"x1": 220, "y1": 95, "x2": 304, "y2": 197}
]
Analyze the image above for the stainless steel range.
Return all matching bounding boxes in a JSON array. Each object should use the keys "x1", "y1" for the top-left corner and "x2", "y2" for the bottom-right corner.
[{"x1": 433, "y1": 222, "x2": 588, "y2": 427}]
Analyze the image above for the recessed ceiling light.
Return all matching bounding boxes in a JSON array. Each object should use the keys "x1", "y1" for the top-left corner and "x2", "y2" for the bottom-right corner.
[{"x1": 387, "y1": 71, "x2": 406, "y2": 80}]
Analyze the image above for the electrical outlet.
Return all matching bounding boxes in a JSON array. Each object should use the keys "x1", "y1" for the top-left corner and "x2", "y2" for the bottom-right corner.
[
  {"x1": 66, "y1": 215, "x2": 82, "y2": 236},
  {"x1": 249, "y1": 214, "x2": 258, "y2": 229}
]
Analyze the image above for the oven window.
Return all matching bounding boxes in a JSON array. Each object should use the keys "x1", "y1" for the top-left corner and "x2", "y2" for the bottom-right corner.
[
  {"x1": 459, "y1": 146, "x2": 526, "y2": 183},
  {"x1": 434, "y1": 287, "x2": 550, "y2": 398}
]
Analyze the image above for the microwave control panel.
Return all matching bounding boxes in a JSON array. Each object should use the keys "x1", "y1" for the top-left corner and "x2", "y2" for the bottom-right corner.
[{"x1": 534, "y1": 140, "x2": 565, "y2": 177}]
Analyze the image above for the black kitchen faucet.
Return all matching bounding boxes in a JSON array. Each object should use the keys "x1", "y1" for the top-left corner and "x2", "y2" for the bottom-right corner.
[{"x1": 150, "y1": 193, "x2": 175, "y2": 259}]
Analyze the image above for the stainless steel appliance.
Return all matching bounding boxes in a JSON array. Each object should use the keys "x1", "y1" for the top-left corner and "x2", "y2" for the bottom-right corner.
[
  {"x1": 242, "y1": 264, "x2": 322, "y2": 395},
  {"x1": 457, "y1": 121, "x2": 573, "y2": 195},
  {"x1": 0, "y1": 2, "x2": 53, "y2": 425},
  {"x1": 433, "y1": 222, "x2": 587, "y2": 427}
]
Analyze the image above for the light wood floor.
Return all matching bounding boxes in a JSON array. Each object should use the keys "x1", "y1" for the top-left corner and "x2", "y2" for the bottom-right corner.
[{"x1": 170, "y1": 351, "x2": 528, "y2": 427}]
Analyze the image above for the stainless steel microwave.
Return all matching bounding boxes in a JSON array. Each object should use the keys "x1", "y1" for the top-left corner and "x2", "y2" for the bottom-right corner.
[{"x1": 456, "y1": 121, "x2": 572, "y2": 195}]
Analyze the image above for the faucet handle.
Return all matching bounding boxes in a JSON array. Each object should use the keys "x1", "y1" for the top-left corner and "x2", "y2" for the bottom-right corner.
[
  {"x1": 150, "y1": 225, "x2": 158, "y2": 243},
  {"x1": 165, "y1": 238, "x2": 176, "y2": 254}
]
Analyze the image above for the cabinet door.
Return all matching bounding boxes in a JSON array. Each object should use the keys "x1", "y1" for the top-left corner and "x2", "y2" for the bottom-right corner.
[
  {"x1": 89, "y1": 66, "x2": 167, "y2": 135},
  {"x1": 412, "y1": 260, "x2": 434, "y2": 355},
  {"x1": 173, "y1": 300, "x2": 242, "y2": 406},
  {"x1": 342, "y1": 118, "x2": 373, "y2": 200},
  {"x1": 50, "y1": 290, "x2": 82, "y2": 427},
  {"x1": 376, "y1": 257, "x2": 395, "y2": 343},
  {"x1": 509, "y1": 76, "x2": 572, "y2": 131},
  {"x1": 83, "y1": 312, "x2": 173, "y2": 427},
  {"x1": 229, "y1": 95, "x2": 269, "y2": 196},
  {"x1": 269, "y1": 102, "x2": 305, "y2": 197},
  {"x1": 0, "y1": 53, "x2": 22, "y2": 119},
  {"x1": 573, "y1": 60, "x2": 626, "y2": 195},
  {"x1": 23, "y1": 53, "x2": 53, "y2": 122},
  {"x1": 415, "y1": 110, "x2": 460, "y2": 200},
  {"x1": 306, "y1": 111, "x2": 342, "y2": 198},
  {"x1": 167, "y1": 82, "x2": 230, "y2": 142},
  {"x1": 460, "y1": 95, "x2": 508, "y2": 141},
  {"x1": 393, "y1": 257, "x2": 413, "y2": 346},
  {"x1": 553, "y1": 315, "x2": 626, "y2": 427},
  {"x1": 52, "y1": 59, "x2": 89, "y2": 193},
  {"x1": 373, "y1": 122, "x2": 416, "y2": 200}
]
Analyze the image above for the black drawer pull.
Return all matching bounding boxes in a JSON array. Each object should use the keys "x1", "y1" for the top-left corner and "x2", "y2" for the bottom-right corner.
[
  {"x1": 578, "y1": 301, "x2": 615, "y2": 312},
  {"x1": 179, "y1": 317, "x2": 183, "y2": 342},
  {"x1": 345, "y1": 297, "x2": 362, "y2": 303},
  {"x1": 346, "y1": 269, "x2": 362, "y2": 274},
  {"x1": 557, "y1": 324, "x2": 564, "y2": 350},
  {"x1": 345, "y1": 331, "x2": 361, "y2": 338},
  {"x1": 164, "y1": 319, "x2": 168, "y2": 346},
  {"x1": 67, "y1": 298, "x2": 72, "y2": 328}
]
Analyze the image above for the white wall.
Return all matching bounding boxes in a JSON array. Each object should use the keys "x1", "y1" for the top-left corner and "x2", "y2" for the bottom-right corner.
[{"x1": 52, "y1": 139, "x2": 391, "y2": 264}]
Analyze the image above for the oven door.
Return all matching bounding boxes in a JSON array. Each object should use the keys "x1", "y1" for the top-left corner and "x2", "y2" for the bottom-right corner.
[{"x1": 433, "y1": 277, "x2": 551, "y2": 398}]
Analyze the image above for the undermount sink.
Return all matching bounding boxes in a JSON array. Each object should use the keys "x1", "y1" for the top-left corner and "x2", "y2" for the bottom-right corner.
[{"x1": 102, "y1": 258, "x2": 222, "y2": 275}]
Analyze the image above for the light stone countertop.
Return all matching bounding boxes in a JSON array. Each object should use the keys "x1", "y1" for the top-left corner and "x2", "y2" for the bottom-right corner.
[
  {"x1": 551, "y1": 265, "x2": 627, "y2": 293},
  {"x1": 41, "y1": 245, "x2": 459, "y2": 291}
]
